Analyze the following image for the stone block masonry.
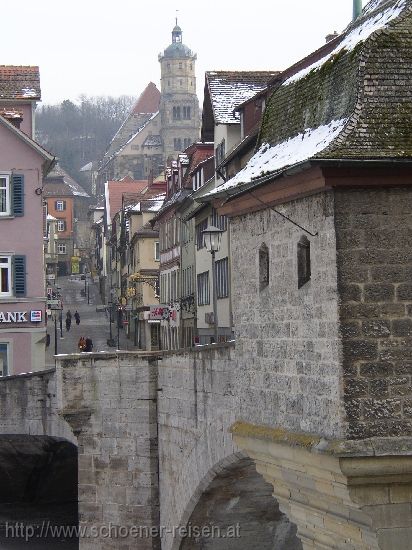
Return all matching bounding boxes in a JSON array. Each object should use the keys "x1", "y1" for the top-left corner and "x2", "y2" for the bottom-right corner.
[
  {"x1": 335, "y1": 188, "x2": 412, "y2": 439},
  {"x1": 55, "y1": 352, "x2": 160, "y2": 550}
]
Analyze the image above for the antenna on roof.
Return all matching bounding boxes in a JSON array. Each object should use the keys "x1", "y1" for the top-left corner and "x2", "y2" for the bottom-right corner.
[
  {"x1": 353, "y1": 0, "x2": 362, "y2": 21},
  {"x1": 175, "y1": 9, "x2": 179, "y2": 26}
]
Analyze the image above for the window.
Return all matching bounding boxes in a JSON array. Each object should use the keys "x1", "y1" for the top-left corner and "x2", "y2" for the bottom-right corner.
[
  {"x1": 0, "y1": 343, "x2": 9, "y2": 376},
  {"x1": 297, "y1": 236, "x2": 311, "y2": 288},
  {"x1": 173, "y1": 106, "x2": 181, "y2": 120},
  {"x1": 259, "y1": 243, "x2": 269, "y2": 292},
  {"x1": 55, "y1": 200, "x2": 66, "y2": 211},
  {"x1": 179, "y1": 80, "x2": 183, "y2": 87},
  {"x1": 0, "y1": 175, "x2": 10, "y2": 215},
  {"x1": 197, "y1": 271, "x2": 210, "y2": 305},
  {"x1": 184, "y1": 138, "x2": 191, "y2": 149},
  {"x1": 196, "y1": 219, "x2": 208, "y2": 250},
  {"x1": 57, "y1": 220, "x2": 66, "y2": 232},
  {"x1": 210, "y1": 208, "x2": 227, "y2": 231},
  {"x1": 215, "y1": 139, "x2": 225, "y2": 167},
  {"x1": 0, "y1": 174, "x2": 24, "y2": 217},
  {"x1": 183, "y1": 106, "x2": 191, "y2": 120},
  {"x1": 179, "y1": 62, "x2": 182, "y2": 69},
  {"x1": 57, "y1": 243, "x2": 67, "y2": 254},
  {"x1": 0, "y1": 257, "x2": 11, "y2": 296},
  {"x1": 174, "y1": 138, "x2": 182, "y2": 151},
  {"x1": 215, "y1": 258, "x2": 229, "y2": 299},
  {"x1": 155, "y1": 241, "x2": 160, "y2": 262},
  {"x1": 0, "y1": 255, "x2": 26, "y2": 297}
]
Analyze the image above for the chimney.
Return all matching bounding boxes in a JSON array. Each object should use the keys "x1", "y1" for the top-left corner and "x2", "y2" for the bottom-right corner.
[
  {"x1": 353, "y1": 0, "x2": 362, "y2": 21},
  {"x1": 0, "y1": 109, "x2": 23, "y2": 129},
  {"x1": 325, "y1": 31, "x2": 339, "y2": 43}
]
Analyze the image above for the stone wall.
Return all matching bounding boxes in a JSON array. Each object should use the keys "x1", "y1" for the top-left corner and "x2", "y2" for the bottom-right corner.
[
  {"x1": 335, "y1": 187, "x2": 412, "y2": 439},
  {"x1": 0, "y1": 369, "x2": 75, "y2": 443},
  {"x1": 230, "y1": 191, "x2": 343, "y2": 437},
  {"x1": 56, "y1": 352, "x2": 160, "y2": 550}
]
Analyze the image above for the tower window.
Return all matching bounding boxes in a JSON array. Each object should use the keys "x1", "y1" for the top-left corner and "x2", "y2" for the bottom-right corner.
[
  {"x1": 297, "y1": 236, "x2": 311, "y2": 288},
  {"x1": 259, "y1": 244, "x2": 269, "y2": 292},
  {"x1": 180, "y1": 80, "x2": 183, "y2": 87},
  {"x1": 179, "y1": 62, "x2": 182, "y2": 69},
  {"x1": 184, "y1": 138, "x2": 191, "y2": 149},
  {"x1": 174, "y1": 138, "x2": 182, "y2": 151},
  {"x1": 183, "y1": 106, "x2": 191, "y2": 120},
  {"x1": 173, "y1": 106, "x2": 181, "y2": 120}
]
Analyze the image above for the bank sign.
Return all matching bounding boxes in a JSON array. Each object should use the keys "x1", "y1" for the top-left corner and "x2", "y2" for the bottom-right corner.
[{"x1": 0, "y1": 310, "x2": 42, "y2": 324}]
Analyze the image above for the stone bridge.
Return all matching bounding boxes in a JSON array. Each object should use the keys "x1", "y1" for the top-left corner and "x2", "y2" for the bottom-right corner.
[{"x1": 0, "y1": 343, "x2": 411, "y2": 549}]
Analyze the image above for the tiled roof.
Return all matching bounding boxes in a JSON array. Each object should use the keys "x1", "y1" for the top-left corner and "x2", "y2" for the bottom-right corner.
[
  {"x1": 143, "y1": 134, "x2": 162, "y2": 147},
  {"x1": 209, "y1": 0, "x2": 412, "y2": 198},
  {"x1": 205, "y1": 71, "x2": 279, "y2": 124},
  {"x1": 132, "y1": 82, "x2": 160, "y2": 114},
  {"x1": 105, "y1": 180, "x2": 148, "y2": 223},
  {"x1": 0, "y1": 66, "x2": 41, "y2": 100},
  {"x1": 43, "y1": 164, "x2": 90, "y2": 198}
]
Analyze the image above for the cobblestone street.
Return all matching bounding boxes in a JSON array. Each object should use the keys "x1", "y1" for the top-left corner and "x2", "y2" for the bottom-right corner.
[{"x1": 45, "y1": 276, "x2": 135, "y2": 367}]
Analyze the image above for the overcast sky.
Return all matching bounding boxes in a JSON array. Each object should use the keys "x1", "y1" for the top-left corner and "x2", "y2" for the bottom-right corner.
[{"x1": 3, "y1": 0, "x2": 366, "y2": 106}]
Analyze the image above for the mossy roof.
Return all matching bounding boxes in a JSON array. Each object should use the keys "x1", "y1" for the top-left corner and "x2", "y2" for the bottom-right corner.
[{"x1": 209, "y1": 0, "x2": 412, "y2": 198}]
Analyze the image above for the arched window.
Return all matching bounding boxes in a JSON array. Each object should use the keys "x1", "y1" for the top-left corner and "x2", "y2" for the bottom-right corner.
[
  {"x1": 297, "y1": 236, "x2": 311, "y2": 288},
  {"x1": 259, "y1": 243, "x2": 269, "y2": 292}
]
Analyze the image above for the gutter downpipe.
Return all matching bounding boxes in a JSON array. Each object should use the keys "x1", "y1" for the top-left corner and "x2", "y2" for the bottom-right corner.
[{"x1": 353, "y1": 0, "x2": 362, "y2": 21}]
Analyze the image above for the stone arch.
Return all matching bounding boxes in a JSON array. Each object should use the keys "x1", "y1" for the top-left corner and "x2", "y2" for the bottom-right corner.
[
  {"x1": 0, "y1": 434, "x2": 78, "y2": 539},
  {"x1": 174, "y1": 453, "x2": 302, "y2": 550}
]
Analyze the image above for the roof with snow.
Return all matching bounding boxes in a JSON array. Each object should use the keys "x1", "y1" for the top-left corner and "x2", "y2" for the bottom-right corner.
[
  {"x1": 0, "y1": 66, "x2": 41, "y2": 100},
  {"x1": 207, "y1": 0, "x2": 412, "y2": 199},
  {"x1": 100, "y1": 83, "x2": 160, "y2": 166},
  {"x1": 204, "y1": 71, "x2": 279, "y2": 125},
  {"x1": 43, "y1": 164, "x2": 90, "y2": 198}
]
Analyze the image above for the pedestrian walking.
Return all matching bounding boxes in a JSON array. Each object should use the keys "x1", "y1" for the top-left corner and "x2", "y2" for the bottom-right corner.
[
  {"x1": 65, "y1": 310, "x2": 72, "y2": 332},
  {"x1": 85, "y1": 337, "x2": 93, "y2": 352},
  {"x1": 78, "y1": 336, "x2": 86, "y2": 352},
  {"x1": 74, "y1": 310, "x2": 80, "y2": 325}
]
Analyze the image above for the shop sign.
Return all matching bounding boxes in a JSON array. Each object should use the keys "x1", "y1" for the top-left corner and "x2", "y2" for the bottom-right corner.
[
  {"x1": 150, "y1": 305, "x2": 169, "y2": 320},
  {"x1": 0, "y1": 310, "x2": 43, "y2": 324}
]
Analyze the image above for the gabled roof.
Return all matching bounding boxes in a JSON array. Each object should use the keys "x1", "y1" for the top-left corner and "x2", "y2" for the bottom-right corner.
[
  {"x1": 132, "y1": 82, "x2": 160, "y2": 114},
  {"x1": 0, "y1": 66, "x2": 41, "y2": 100},
  {"x1": 204, "y1": 71, "x2": 279, "y2": 125},
  {"x1": 208, "y1": 0, "x2": 412, "y2": 200},
  {"x1": 105, "y1": 179, "x2": 148, "y2": 223},
  {"x1": 100, "y1": 83, "x2": 160, "y2": 167},
  {"x1": 43, "y1": 163, "x2": 90, "y2": 198},
  {"x1": 0, "y1": 114, "x2": 54, "y2": 173}
]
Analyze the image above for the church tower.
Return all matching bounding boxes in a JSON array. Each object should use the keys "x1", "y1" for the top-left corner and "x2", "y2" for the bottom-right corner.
[{"x1": 159, "y1": 21, "x2": 200, "y2": 165}]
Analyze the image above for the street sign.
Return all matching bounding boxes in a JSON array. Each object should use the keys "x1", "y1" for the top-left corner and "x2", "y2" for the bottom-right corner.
[
  {"x1": 49, "y1": 304, "x2": 62, "y2": 311},
  {"x1": 124, "y1": 305, "x2": 132, "y2": 311},
  {"x1": 47, "y1": 300, "x2": 60, "y2": 306}
]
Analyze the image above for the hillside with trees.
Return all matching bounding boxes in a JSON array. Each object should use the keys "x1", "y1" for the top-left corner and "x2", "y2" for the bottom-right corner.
[{"x1": 36, "y1": 95, "x2": 135, "y2": 192}]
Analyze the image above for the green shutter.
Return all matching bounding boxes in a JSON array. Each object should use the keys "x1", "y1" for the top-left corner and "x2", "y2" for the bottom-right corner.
[
  {"x1": 13, "y1": 255, "x2": 26, "y2": 297},
  {"x1": 12, "y1": 174, "x2": 24, "y2": 216}
]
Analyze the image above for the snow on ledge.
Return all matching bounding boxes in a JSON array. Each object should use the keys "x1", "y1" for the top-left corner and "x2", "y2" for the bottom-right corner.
[
  {"x1": 283, "y1": 0, "x2": 406, "y2": 86},
  {"x1": 211, "y1": 118, "x2": 348, "y2": 194}
]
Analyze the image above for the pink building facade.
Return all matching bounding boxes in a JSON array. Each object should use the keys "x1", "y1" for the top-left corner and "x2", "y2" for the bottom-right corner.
[{"x1": 0, "y1": 66, "x2": 54, "y2": 375}]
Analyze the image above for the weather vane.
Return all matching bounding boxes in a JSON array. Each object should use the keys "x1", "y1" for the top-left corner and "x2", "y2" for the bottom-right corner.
[{"x1": 176, "y1": 9, "x2": 179, "y2": 25}]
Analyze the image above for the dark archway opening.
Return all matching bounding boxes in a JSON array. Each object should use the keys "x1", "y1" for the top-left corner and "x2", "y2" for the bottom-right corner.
[
  {"x1": 0, "y1": 435, "x2": 78, "y2": 548},
  {"x1": 180, "y1": 457, "x2": 302, "y2": 549}
]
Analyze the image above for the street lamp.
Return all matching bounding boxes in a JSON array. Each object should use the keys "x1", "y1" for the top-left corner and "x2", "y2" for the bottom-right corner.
[{"x1": 202, "y1": 224, "x2": 223, "y2": 344}]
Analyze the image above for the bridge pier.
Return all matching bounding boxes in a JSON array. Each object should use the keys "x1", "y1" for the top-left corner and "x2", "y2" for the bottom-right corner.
[
  {"x1": 56, "y1": 353, "x2": 160, "y2": 550},
  {"x1": 233, "y1": 422, "x2": 412, "y2": 550}
]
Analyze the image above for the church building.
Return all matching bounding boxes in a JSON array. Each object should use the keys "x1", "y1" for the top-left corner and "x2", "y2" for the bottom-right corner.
[{"x1": 97, "y1": 22, "x2": 200, "y2": 194}]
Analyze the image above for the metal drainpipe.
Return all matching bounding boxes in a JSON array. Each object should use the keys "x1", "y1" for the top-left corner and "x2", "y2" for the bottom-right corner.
[{"x1": 353, "y1": 0, "x2": 362, "y2": 20}]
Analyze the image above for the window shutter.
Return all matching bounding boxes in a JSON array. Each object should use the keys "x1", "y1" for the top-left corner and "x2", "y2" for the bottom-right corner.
[
  {"x1": 12, "y1": 174, "x2": 24, "y2": 216},
  {"x1": 55, "y1": 200, "x2": 58, "y2": 210},
  {"x1": 13, "y1": 255, "x2": 26, "y2": 297},
  {"x1": 63, "y1": 200, "x2": 66, "y2": 211}
]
